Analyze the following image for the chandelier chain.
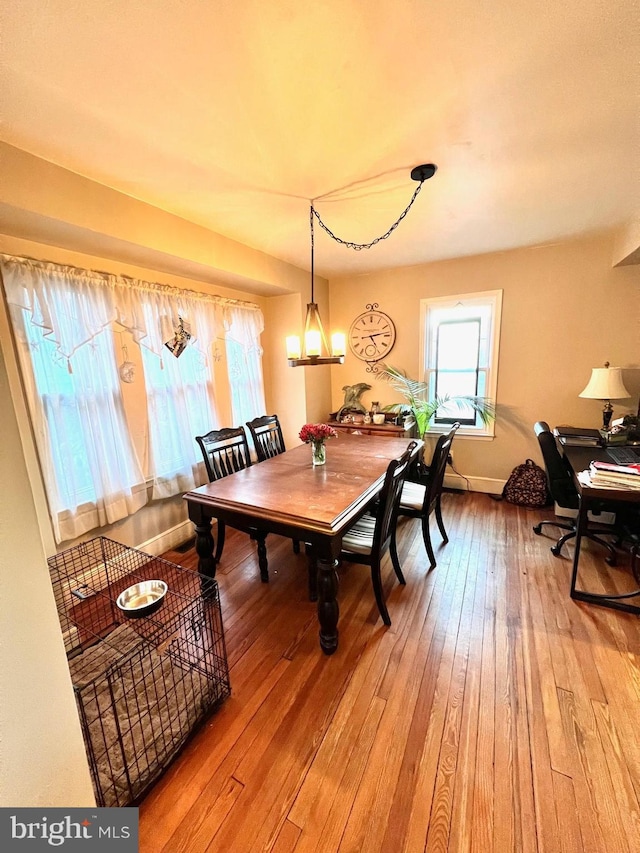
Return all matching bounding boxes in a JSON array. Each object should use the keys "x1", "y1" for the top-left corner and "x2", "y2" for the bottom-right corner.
[{"x1": 311, "y1": 181, "x2": 423, "y2": 251}]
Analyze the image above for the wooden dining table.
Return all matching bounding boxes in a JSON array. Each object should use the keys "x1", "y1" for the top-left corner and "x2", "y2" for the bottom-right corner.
[{"x1": 184, "y1": 432, "x2": 420, "y2": 654}]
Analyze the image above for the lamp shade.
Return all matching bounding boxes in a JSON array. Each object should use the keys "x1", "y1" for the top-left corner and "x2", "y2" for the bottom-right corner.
[{"x1": 579, "y1": 365, "x2": 631, "y2": 400}]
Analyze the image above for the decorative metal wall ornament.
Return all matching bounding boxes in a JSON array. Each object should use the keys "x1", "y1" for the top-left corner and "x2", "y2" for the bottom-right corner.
[
  {"x1": 164, "y1": 316, "x2": 192, "y2": 358},
  {"x1": 117, "y1": 337, "x2": 136, "y2": 383},
  {"x1": 287, "y1": 163, "x2": 437, "y2": 367}
]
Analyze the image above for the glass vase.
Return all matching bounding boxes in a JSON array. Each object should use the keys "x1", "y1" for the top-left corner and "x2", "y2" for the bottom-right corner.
[{"x1": 311, "y1": 440, "x2": 326, "y2": 466}]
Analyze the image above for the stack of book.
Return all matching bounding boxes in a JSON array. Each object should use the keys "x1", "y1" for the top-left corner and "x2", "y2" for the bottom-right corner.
[
  {"x1": 553, "y1": 426, "x2": 603, "y2": 447},
  {"x1": 588, "y1": 460, "x2": 640, "y2": 490}
]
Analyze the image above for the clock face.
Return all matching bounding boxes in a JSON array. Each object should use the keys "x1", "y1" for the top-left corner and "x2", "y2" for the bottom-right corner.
[{"x1": 349, "y1": 310, "x2": 396, "y2": 362}]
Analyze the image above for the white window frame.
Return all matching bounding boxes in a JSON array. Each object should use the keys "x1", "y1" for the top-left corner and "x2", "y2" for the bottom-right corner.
[{"x1": 419, "y1": 289, "x2": 503, "y2": 439}]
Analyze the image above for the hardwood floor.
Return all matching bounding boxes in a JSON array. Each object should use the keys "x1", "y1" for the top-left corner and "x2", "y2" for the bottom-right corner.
[{"x1": 139, "y1": 492, "x2": 640, "y2": 853}]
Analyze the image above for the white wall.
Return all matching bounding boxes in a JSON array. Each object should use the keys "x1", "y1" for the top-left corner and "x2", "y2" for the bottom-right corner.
[
  {"x1": 329, "y1": 232, "x2": 640, "y2": 488},
  {"x1": 0, "y1": 346, "x2": 95, "y2": 807}
]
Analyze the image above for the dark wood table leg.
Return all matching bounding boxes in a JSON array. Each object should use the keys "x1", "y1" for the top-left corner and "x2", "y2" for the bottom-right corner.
[
  {"x1": 307, "y1": 548, "x2": 318, "y2": 602},
  {"x1": 188, "y1": 503, "x2": 218, "y2": 599},
  {"x1": 316, "y1": 551, "x2": 339, "y2": 655},
  {"x1": 251, "y1": 531, "x2": 269, "y2": 582}
]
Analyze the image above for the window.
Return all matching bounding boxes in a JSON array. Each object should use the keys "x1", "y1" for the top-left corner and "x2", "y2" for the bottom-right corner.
[
  {"x1": 1, "y1": 255, "x2": 265, "y2": 542},
  {"x1": 140, "y1": 339, "x2": 217, "y2": 499},
  {"x1": 9, "y1": 295, "x2": 147, "y2": 543},
  {"x1": 419, "y1": 290, "x2": 502, "y2": 437},
  {"x1": 224, "y1": 306, "x2": 266, "y2": 426}
]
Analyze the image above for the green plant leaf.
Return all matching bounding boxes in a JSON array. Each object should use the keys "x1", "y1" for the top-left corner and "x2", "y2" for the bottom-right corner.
[{"x1": 378, "y1": 363, "x2": 495, "y2": 438}]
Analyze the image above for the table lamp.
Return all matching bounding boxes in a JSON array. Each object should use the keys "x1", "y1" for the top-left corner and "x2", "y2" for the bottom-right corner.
[{"x1": 578, "y1": 361, "x2": 631, "y2": 430}]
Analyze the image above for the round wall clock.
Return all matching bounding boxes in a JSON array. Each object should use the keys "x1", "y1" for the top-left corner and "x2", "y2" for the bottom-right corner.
[{"x1": 348, "y1": 306, "x2": 396, "y2": 363}]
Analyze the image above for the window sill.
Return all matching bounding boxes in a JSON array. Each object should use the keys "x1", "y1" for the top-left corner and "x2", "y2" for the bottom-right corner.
[{"x1": 427, "y1": 427, "x2": 495, "y2": 441}]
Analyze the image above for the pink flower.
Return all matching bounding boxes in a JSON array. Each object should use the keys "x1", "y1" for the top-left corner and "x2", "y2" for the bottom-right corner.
[{"x1": 299, "y1": 423, "x2": 338, "y2": 444}]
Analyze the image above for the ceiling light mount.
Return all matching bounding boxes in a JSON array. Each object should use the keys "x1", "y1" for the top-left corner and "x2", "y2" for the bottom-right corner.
[{"x1": 410, "y1": 163, "x2": 437, "y2": 182}]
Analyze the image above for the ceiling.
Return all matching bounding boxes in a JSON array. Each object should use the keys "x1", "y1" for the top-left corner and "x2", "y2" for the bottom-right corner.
[{"x1": 1, "y1": 0, "x2": 639, "y2": 278}]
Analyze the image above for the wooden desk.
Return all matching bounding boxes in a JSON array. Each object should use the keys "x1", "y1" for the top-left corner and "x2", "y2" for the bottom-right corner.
[
  {"x1": 184, "y1": 432, "x2": 420, "y2": 654},
  {"x1": 563, "y1": 445, "x2": 640, "y2": 614}
]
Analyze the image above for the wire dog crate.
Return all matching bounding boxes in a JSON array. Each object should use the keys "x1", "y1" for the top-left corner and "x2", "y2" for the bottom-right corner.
[{"x1": 48, "y1": 536, "x2": 230, "y2": 807}]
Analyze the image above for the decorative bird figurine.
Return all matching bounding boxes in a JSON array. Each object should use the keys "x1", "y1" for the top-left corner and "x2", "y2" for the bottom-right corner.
[{"x1": 336, "y1": 383, "x2": 372, "y2": 420}]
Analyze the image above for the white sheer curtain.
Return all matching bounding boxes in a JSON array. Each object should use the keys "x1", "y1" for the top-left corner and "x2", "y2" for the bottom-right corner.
[
  {"x1": 225, "y1": 304, "x2": 266, "y2": 425},
  {"x1": 134, "y1": 294, "x2": 223, "y2": 499},
  {"x1": 1, "y1": 254, "x2": 264, "y2": 538},
  {"x1": 1, "y1": 259, "x2": 146, "y2": 542}
]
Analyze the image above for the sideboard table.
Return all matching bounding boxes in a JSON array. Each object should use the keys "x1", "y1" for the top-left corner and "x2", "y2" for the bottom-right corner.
[{"x1": 328, "y1": 418, "x2": 416, "y2": 439}]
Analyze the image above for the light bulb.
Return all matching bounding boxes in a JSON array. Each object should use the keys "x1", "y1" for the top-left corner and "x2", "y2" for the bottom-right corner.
[
  {"x1": 305, "y1": 330, "x2": 321, "y2": 357},
  {"x1": 331, "y1": 332, "x2": 345, "y2": 357},
  {"x1": 286, "y1": 335, "x2": 301, "y2": 360}
]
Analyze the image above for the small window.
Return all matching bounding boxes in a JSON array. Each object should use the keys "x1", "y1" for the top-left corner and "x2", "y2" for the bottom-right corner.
[{"x1": 419, "y1": 290, "x2": 502, "y2": 437}]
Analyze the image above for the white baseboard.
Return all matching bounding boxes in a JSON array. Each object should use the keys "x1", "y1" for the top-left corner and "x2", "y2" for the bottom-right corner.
[
  {"x1": 137, "y1": 519, "x2": 195, "y2": 556},
  {"x1": 444, "y1": 472, "x2": 505, "y2": 494}
]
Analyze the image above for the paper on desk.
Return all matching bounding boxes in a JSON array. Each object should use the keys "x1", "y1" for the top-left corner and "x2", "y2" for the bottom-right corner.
[{"x1": 577, "y1": 470, "x2": 638, "y2": 490}]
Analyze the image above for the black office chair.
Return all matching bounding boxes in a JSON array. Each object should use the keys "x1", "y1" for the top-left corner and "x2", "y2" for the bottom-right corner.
[
  {"x1": 532, "y1": 421, "x2": 617, "y2": 564},
  {"x1": 245, "y1": 414, "x2": 286, "y2": 462},
  {"x1": 195, "y1": 426, "x2": 271, "y2": 581},
  {"x1": 392, "y1": 423, "x2": 460, "y2": 570},
  {"x1": 339, "y1": 442, "x2": 418, "y2": 625}
]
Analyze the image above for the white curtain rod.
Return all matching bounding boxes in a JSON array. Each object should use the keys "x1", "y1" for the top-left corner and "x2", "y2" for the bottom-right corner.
[{"x1": 0, "y1": 253, "x2": 261, "y2": 312}]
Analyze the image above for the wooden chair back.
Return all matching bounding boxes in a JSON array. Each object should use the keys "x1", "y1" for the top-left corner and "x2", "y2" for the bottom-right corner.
[
  {"x1": 422, "y1": 423, "x2": 460, "y2": 513},
  {"x1": 245, "y1": 415, "x2": 286, "y2": 462},
  {"x1": 195, "y1": 426, "x2": 252, "y2": 483},
  {"x1": 375, "y1": 441, "x2": 419, "y2": 555}
]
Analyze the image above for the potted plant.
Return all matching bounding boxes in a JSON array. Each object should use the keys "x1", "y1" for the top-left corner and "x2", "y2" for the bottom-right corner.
[{"x1": 377, "y1": 364, "x2": 496, "y2": 440}]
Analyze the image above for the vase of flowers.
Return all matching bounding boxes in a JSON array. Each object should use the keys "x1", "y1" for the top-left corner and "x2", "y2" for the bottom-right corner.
[
  {"x1": 299, "y1": 423, "x2": 338, "y2": 466},
  {"x1": 311, "y1": 441, "x2": 326, "y2": 466}
]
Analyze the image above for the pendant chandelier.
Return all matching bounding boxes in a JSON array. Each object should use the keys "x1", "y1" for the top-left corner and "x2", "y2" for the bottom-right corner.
[{"x1": 286, "y1": 163, "x2": 437, "y2": 367}]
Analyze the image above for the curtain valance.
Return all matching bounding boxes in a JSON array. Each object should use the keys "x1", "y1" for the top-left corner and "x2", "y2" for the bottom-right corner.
[{"x1": 0, "y1": 254, "x2": 262, "y2": 363}]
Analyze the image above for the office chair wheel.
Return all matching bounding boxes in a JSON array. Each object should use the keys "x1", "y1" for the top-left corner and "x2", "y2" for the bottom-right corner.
[
  {"x1": 550, "y1": 543, "x2": 564, "y2": 557},
  {"x1": 533, "y1": 523, "x2": 543, "y2": 535}
]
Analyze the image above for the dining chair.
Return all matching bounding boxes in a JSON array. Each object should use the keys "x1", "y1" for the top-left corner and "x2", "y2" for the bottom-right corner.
[
  {"x1": 392, "y1": 422, "x2": 460, "y2": 570},
  {"x1": 532, "y1": 420, "x2": 618, "y2": 564},
  {"x1": 245, "y1": 414, "x2": 286, "y2": 462},
  {"x1": 244, "y1": 413, "x2": 300, "y2": 554},
  {"x1": 195, "y1": 426, "x2": 271, "y2": 581},
  {"x1": 339, "y1": 441, "x2": 418, "y2": 625}
]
